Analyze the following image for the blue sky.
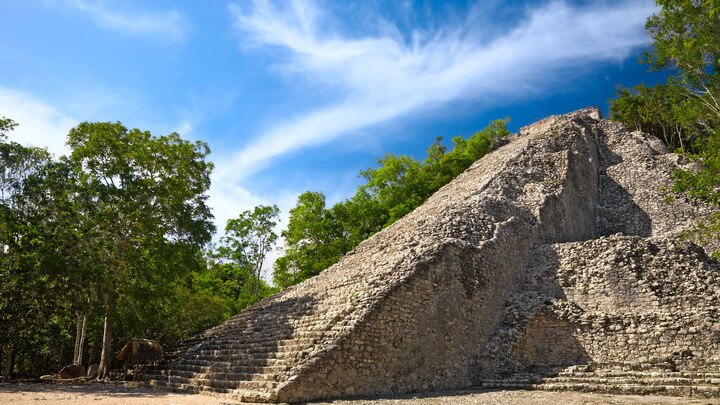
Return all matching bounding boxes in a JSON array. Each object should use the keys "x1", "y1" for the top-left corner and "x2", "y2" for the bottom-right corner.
[{"x1": 1, "y1": 0, "x2": 663, "y2": 238}]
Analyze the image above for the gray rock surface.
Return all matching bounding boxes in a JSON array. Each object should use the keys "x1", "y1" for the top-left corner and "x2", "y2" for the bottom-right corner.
[
  {"x1": 147, "y1": 108, "x2": 719, "y2": 402},
  {"x1": 59, "y1": 364, "x2": 84, "y2": 380}
]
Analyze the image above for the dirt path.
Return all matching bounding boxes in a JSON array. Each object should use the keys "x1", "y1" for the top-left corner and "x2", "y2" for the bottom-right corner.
[
  {"x1": 318, "y1": 389, "x2": 720, "y2": 404},
  {"x1": 0, "y1": 383, "x2": 718, "y2": 405},
  {"x1": 0, "y1": 382, "x2": 226, "y2": 405}
]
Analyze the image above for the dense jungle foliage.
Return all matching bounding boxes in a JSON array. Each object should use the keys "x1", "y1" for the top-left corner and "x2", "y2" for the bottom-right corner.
[{"x1": 0, "y1": 121, "x2": 279, "y2": 379}]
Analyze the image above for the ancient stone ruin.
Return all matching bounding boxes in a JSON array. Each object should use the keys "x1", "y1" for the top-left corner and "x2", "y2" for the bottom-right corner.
[{"x1": 147, "y1": 108, "x2": 720, "y2": 402}]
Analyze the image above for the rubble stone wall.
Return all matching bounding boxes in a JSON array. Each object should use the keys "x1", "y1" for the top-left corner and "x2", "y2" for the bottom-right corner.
[{"x1": 488, "y1": 236, "x2": 720, "y2": 375}]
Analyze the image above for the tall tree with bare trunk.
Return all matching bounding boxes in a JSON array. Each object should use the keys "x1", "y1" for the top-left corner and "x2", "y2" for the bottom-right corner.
[{"x1": 67, "y1": 122, "x2": 214, "y2": 379}]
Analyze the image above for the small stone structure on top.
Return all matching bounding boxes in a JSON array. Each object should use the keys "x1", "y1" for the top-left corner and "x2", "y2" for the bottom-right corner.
[{"x1": 147, "y1": 108, "x2": 720, "y2": 402}]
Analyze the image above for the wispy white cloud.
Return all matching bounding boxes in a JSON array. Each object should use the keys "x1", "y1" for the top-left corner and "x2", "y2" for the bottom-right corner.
[
  {"x1": 69, "y1": 0, "x2": 189, "y2": 43},
  {"x1": 173, "y1": 120, "x2": 194, "y2": 137},
  {"x1": 0, "y1": 88, "x2": 77, "y2": 156},
  {"x1": 224, "y1": 0, "x2": 655, "y2": 180}
]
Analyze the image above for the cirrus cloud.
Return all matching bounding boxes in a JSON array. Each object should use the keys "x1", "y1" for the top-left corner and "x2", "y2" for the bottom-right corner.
[
  {"x1": 222, "y1": 0, "x2": 655, "y2": 181},
  {"x1": 68, "y1": 0, "x2": 190, "y2": 43}
]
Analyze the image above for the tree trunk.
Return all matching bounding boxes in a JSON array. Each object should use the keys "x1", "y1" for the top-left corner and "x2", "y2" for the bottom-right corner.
[
  {"x1": 253, "y1": 258, "x2": 264, "y2": 299},
  {"x1": 74, "y1": 315, "x2": 87, "y2": 365},
  {"x1": 253, "y1": 275, "x2": 260, "y2": 299},
  {"x1": 97, "y1": 304, "x2": 113, "y2": 380},
  {"x1": 2, "y1": 343, "x2": 13, "y2": 380},
  {"x1": 78, "y1": 315, "x2": 87, "y2": 364},
  {"x1": 59, "y1": 340, "x2": 66, "y2": 371},
  {"x1": 73, "y1": 315, "x2": 82, "y2": 365}
]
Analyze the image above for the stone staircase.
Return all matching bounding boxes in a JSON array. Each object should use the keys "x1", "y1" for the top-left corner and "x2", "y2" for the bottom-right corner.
[
  {"x1": 148, "y1": 334, "x2": 323, "y2": 401},
  {"x1": 145, "y1": 218, "x2": 425, "y2": 402},
  {"x1": 478, "y1": 368, "x2": 720, "y2": 398},
  {"x1": 146, "y1": 298, "x2": 350, "y2": 402}
]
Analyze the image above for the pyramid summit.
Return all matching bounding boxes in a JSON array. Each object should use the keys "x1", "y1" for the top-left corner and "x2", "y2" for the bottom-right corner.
[{"x1": 147, "y1": 108, "x2": 720, "y2": 402}]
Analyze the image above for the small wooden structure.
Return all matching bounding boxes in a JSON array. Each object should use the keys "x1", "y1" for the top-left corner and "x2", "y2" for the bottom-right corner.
[{"x1": 116, "y1": 339, "x2": 163, "y2": 380}]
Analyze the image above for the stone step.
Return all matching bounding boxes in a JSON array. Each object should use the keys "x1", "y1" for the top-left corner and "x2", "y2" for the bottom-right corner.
[
  {"x1": 225, "y1": 312, "x2": 334, "y2": 325},
  {"x1": 574, "y1": 376, "x2": 719, "y2": 385},
  {"x1": 556, "y1": 370, "x2": 720, "y2": 379},
  {"x1": 478, "y1": 378, "x2": 720, "y2": 398},
  {"x1": 197, "y1": 338, "x2": 318, "y2": 351},
  {"x1": 195, "y1": 344, "x2": 316, "y2": 358},
  {"x1": 163, "y1": 316, "x2": 334, "y2": 349},
  {"x1": 180, "y1": 357, "x2": 289, "y2": 368},
  {"x1": 149, "y1": 379, "x2": 231, "y2": 395},
  {"x1": 149, "y1": 379, "x2": 277, "y2": 403},
  {"x1": 168, "y1": 361, "x2": 290, "y2": 375},
  {"x1": 181, "y1": 356, "x2": 293, "y2": 368},
  {"x1": 182, "y1": 355, "x2": 297, "y2": 366},
  {"x1": 161, "y1": 369, "x2": 287, "y2": 383},
  {"x1": 174, "y1": 327, "x2": 325, "y2": 343},
  {"x1": 208, "y1": 330, "x2": 327, "y2": 341},
  {"x1": 214, "y1": 326, "x2": 327, "y2": 338},
  {"x1": 487, "y1": 375, "x2": 720, "y2": 386},
  {"x1": 165, "y1": 374, "x2": 279, "y2": 391},
  {"x1": 148, "y1": 293, "x2": 357, "y2": 401}
]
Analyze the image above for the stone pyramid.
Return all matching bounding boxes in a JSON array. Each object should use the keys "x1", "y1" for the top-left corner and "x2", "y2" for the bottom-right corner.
[{"x1": 147, "y1": 108, "x2": 720, "y2": 402}]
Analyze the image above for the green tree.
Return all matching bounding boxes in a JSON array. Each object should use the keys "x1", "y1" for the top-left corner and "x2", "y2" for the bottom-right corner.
[
  {"x1": 273, "y1": 193, "x2": 348, "y2": 288},
  {"x1": 644, "y1": 0, "x2": 720, "y2": 120},
  {"x1": 67, "y1": 121, "x2": 214, "y2": 379},
  {"x1": 360, "y1": 154, "x2": 426, "y2": 224},
  {"x1": 29, "y1": 158, "x2": 92, "y2": 370},
  {"x1": 213, "y1": 205, "x2": 280, "y2": 308},
  {"x1": 1, "y1": 119, "x2": 231, "y2": 378},
  {"x1": 0, "y1": 117, "x2": 17, "y2": 139},
  {"x1": 0, "y1": 118, "x2": 55, "y2": 379},
  {"x1": 609, "y1": 83, "x2": 702, "y2": 150}
]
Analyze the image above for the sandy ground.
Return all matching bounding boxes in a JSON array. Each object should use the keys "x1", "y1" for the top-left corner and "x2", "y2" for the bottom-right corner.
[
  {"x1": 319, "y1": 389, "x2": 720, "y2": 405},
  {"x1": 0, "y1": 383, "x2": 718, "y2": 405}
]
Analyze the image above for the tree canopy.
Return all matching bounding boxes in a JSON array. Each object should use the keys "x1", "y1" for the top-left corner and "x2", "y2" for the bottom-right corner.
[
  {"x1": 0, "y1": 120, "x2": 233, "y2": 379},
  {"x1": 65, "y1": 122, "x2": 217, "y2": 378},
  {"x1": 208, "y1": 205, "x2": 280, "y2": 311}
]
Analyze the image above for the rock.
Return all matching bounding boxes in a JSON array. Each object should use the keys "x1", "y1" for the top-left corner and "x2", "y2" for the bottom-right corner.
[
  {"x1": 59, "y1": 364, "x2": 84, "y2": 379},
  {"x1": 147, "y1": 108, "x2": 720, "y2": 403}
]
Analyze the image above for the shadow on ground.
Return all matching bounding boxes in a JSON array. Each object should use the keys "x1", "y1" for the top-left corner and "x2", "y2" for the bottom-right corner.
[{"x1": 0, "y1": 381, "x2": 174, "y2": 398}]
